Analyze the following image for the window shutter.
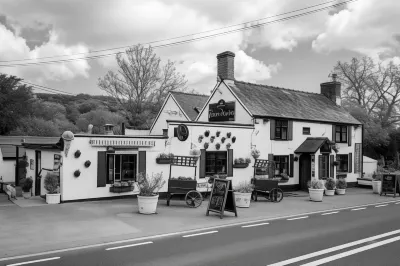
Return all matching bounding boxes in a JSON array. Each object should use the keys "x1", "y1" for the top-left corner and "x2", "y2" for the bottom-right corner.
[
  {"x1": 199, "y1": 149, "x2": 206, "y2": 178},
  {"x1": 330, "y1": 155, "x2": 334, "y2": 178},
  {"x1": 348, "y1": 126, "x2": 352, "y2": 146},
  {"x1": 138, "y1": 151, "x2": 146, "y2": 176},
  {"x1": 288, "y1": 121, "x2": 293, "y2": 140},
  {"x1": 268, "y1": 153, "x2": 274, "y2": 177},
  {"x1": 348, "y1": 153, "x2": 352, "y2": 173},
  {"x1": 97, "y1": 151, "x2": 107, "y2": 187},
  {"x1": 289, "y1": 154, "x2": 294, "y2": 177},
  {"x1": 332, "y1": 125, "x2": 336, "y2": 142},
  {"x1": 227, "y1": 149, "x2": 233, "y2": 177},
  {"x1": 270, "y1": 119, "x2": 276, "y2": 140},
  {"x1": 318, "y1": 155, "x2": 323, "y2": 179}
]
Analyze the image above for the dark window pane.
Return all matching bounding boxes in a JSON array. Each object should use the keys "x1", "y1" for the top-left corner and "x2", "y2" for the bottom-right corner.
[
  {"x1": 108, "y1": 155, "x2": 114, "y2": 183},
  {"x1": 282, "y1": 128, "x2": 287, "y2": 140},
  {"x1": 206, "y1": 152, "x2": 227, "y2": 175}
]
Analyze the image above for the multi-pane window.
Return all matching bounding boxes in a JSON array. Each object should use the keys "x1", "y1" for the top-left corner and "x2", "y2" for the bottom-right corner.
[
  {"x1": 337, "y1": 154, "x2": 348, "y2": 172},
  {"x1": 335, "y1": 125, "x2": 347, "y2": 143},
  {"x1": 275, "y1": 120, "x2": 288, "y2": 140},
  {"x1": 107, "y1": 154, "x2": 137, "y2": 184},
  {"x1": 319, "y1": 155, "x2": 329, "y2": 178},
  {"x1": 303, "y1": 127, "x2": 310, "y2": 135},
  {"x1": 206, "y1": 152, "x2": 227, "y2": 175},
  {"x1": 274, "y1": 156, "x2": 289, "y2": 175}
]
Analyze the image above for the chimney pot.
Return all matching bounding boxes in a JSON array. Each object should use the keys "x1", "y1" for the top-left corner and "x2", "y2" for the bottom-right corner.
[{"x1": 217, "y1": 51, "x2": 235, "y2": 81}]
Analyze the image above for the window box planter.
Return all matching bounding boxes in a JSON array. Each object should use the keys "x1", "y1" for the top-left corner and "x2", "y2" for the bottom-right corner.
[
  {"x1": 156, "y1": 158, "x2": 172, "y2": 164},
  {"x1": 233, "y1": 163, "x2": 249, "y2": 168},
  {"x1": 168, "y1": 179, "x2": 197, "y2": 194},
  {"x1": 109, "y1": 186, "x2": 134, "y2": 193}
]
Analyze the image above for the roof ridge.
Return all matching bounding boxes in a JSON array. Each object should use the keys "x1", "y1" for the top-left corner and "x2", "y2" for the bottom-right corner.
[
  {"x1": 170, "y1": 91, "x2": 209, "y2": 97},
  {"x1": 233, "y1": 80, "x2": 320, "y2": 95}
]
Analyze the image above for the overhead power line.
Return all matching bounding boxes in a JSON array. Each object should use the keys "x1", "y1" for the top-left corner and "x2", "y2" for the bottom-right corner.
[
  {"x1": 0, "y1": 0, "x2": 357, "y2": 68},
  {"x1": 0, "y1": 0, "x2": 344, "y2": 64},
  {"x1": 20, "y1": 81, "x2": 76, "y2": 96}
]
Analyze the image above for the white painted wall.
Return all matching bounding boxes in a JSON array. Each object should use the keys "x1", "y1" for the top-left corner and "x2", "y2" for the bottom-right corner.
[
  {"x1": 150, "y1": 95, "x2": 189, "y2": 135},
  {"x1": 197, "y1": 82, "x2": 253, "y2": 124},
  {"x1": 0, "y1": 152, "x2": 15, "y2": 183},
  {"x1": 363, "y1": 156, "x2": 377, "y2": 179},
  {"x1": 125, "y1": 129, "x2": 150, "y2": 136},
  {"x1": 61, "y1": 136, "x2": 166, "y2": 201}
]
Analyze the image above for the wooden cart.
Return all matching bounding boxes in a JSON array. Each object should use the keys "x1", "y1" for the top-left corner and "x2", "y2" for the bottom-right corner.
[
  {"x1": 166, "y1": 156, "x2": 203, "y2": 208},
  {"x1": 251, "y1": 159, "x2": 283, "y2": 202}
]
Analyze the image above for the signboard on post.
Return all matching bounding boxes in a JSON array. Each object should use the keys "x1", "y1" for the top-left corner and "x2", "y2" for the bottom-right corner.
[
  {"x1": 354, "y1": 143, "x2": 362, "y2": 173},
  {"x1": 381, "y1": 174, "x2": 400, "y2": 197},
  {"x1": 206, "y1": 178, "x2": 237, "y2": 219},
  {"x1": 208, "y1": 100, "x2": 235, "y2": 122}
]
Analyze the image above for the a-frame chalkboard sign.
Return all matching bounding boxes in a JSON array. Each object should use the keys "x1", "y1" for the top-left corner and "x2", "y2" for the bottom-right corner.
[
  {"x1": 206, "y1": 178, "x2": 237, "y2": 219},
  {"x1": 380, "y1": 174, "x2": 400, "y2": 198}
]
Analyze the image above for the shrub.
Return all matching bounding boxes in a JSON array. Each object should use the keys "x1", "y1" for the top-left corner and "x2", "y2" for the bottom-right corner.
[
  {"x1": 137, "y1": 172, "x2": 166, "y2": 196},
  {"x1": 189, "y1": 149, "x2": 201, "y2": 157},
  {"x1": 234, "y1": 181, "x2": 254, "y2": 193},
  {"x1": 251, "y1": 149, "x2": 260, "y2": 159},
  {"x1": 325, "y1": 177, "x2": 335, "y2": 190},
  {"x1": 336, "y1": 178, "x2": 347, "y2": 189},
  {"x1": 158, "y1": 153, "x2": 174, "y2": 159},
  {"x1": 308, "y1": 179, "x2": 324, "y2": 189},
  {"x1": 21, "y1": 177, "x2": 33, "y2": 192},
  {"x1": 44, "y1": 173, "x2": 59, "y2": 194}
]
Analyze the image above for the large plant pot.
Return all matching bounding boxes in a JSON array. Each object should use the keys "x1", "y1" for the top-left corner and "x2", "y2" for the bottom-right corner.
[
  {"x1": 137, "y1": 195, "x2": 159, "y2": 214},
  {"x1": 325, "y1": 189, "x2": 335, "y2": 196},
  {"x1": 309, "y1": 188, "x2": 324, "y2": 202},
  {"x1": 22, "y1": 191, "x2": 31, "y2": 199},
  {"x1": 336, "y1": 189, "x2": 346, "y2": 195},
  {"x1": 372, "y1": 181, "x2": 382, "y2": 194},
  {"x1": 46, "y1": 193, "x2": 60, "y2": 204},
  {"x1": 234, "y1": 192, "x2": 252, "y2": 208}
]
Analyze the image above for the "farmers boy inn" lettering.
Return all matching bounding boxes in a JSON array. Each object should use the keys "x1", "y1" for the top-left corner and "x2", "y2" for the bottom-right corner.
[{"x1": 208, "y1": 99, "x2": 235, "y2": 122}]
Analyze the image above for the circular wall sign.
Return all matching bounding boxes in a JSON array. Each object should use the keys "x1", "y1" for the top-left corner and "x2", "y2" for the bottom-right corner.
[{"x1": 177, "y1": 124, "x2": 189, "y2": 141}]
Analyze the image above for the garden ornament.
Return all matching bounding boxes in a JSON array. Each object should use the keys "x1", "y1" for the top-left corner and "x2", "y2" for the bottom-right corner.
[{"x1": 61, "y1": 131, "x2": 74, "y2": 157}]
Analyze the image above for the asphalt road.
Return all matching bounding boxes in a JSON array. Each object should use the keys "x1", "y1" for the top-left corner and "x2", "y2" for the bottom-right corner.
[{"x1": 3, "y1": 201, "x2": 400, "y2": 266}]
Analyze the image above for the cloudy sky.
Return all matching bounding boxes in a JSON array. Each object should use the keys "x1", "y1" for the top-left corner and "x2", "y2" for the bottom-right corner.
[{"x1": 0, "y1": 0, "x2": 399, "y2": 96}]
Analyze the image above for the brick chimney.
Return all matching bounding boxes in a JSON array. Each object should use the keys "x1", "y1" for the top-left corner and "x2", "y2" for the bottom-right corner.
[
  {"x1": 217, "y1": 51, "x2": 235, "y2": 82},
  {"x1": 320, "y1": 73, "x2": 341, "y2": 106}
]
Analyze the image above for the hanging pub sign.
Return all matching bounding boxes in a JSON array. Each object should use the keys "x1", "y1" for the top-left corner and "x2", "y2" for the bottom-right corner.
[
  {"x1": 208, "y1": 99, "x2": 235, "y2": 122},
  {"x1": 206, "y1": 178, "x2": 237, "y2": 219},
  {"x1": 174, "y1": 124, "x2": 189, "y2": 141}
]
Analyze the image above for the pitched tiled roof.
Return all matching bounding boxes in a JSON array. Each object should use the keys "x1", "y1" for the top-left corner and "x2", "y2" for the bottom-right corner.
[
  {"x1": 0, "y1": 136, "x2": 59, "y2": 145},
  {"x1": 0, "y1": 145, "x2": 25, "y2": 158},
  {"x1": 228, "y1": 81, "x2": 361, "y2": 124},
  {"x1": 171, "y1": 92, "x2": 208, "y2": 121}
]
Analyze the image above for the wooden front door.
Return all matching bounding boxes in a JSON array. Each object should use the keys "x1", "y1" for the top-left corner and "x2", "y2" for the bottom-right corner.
[
  {"x1": 299, "y1": 154, "x2": 311, "y2": 190},
  {"x1": 35, "y1": 151, "x2": 41, "y2": 196}
]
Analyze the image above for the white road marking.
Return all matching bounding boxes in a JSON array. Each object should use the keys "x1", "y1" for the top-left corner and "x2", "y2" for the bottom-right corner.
[
  {"x1": 395, "y1": 202, "x2": 400, "y2": 205},
  {"x1": 351, "y1": 207, "x2": 366, "y2": 211},
  {"x1": 182, "y1": 230, "x2": 218, "y2": 238},
  {"x1": 106, "y1": 241, "x2": 153, "y2": 251},
  {"x1": 287, "y1": 216, "x2": 308, "y2": 221},
  {"x1": 375, "y1": 204, "x2": 388, "y2": 208},
  {"x1": 7, "y1": 257, "x2": 60, "y2": 266},
  {"x1": 2, "y1": 200, "x2": 398, "y2": 263},
  {"x1": 300, "y1": 236, "x2": 400, "y2": 266},
  {"x1": 266, "y1": 229, "x2": 400, "y2": 266},
  {"x1": 242, "y1": 222, "x2": 270, "y2": 228},
  {"x1": 321, "y1": 211, "x2": 339, "y2": 216}
]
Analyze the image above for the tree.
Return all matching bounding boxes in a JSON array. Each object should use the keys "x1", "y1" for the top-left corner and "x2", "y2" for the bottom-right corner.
[
  {"x1": 10, "y1": 116, "x2": 60, "y2": 136},
  {"x1": 98, "y1": 44, "x2": 187, "y2": 127},
  {"x1": 0, "y1": 74, "x2": 33, "y2": 134},
  {"x1": 76, "y1": 109, "x2": 126, "y2": 134}
]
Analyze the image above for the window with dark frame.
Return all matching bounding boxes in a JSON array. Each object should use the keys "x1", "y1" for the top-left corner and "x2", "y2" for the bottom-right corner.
[
  {"x1": 337, "y1": 154, "x2": 348, "y2": 172},
  {"x1": 205, "y1": 151, "x2": 227, "y2": 175},
  {"x1": 320, "y1": 154, "x2": 329, "y2": 178},
  {"x1": 106, "y1": 154, "x2": 137, "y2": 184},
  {"x1": 303, "y1": 127, "x2": 311, "y2": 135},
  {"x1": 273, "y1": 155, "x2": 289, "y2": 175},
  {"x1": 275, "y1": 120, "x2": 288, "y2": 140},
  {"x1": 335, "y1": 125, "x2": 347, "y2": 143}
]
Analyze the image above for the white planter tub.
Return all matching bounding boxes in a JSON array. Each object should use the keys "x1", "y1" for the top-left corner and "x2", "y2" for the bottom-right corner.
[
  {"x1": 46, "y1": 193, "x2": 60, "y2": 204},
  {"x1": 336, "y1": 189, "x2": 346, "y2": 195},
  {"x1": 325, "y1": 189, "x2": 335, "y2": 196},
  {"x1": 234, "y1": 192, "x2": 252, "y2": 208},
  {"x1": 137, "y1": 195, "x2": 159, "y2": 214},
  {"x1": 372, "y1": 181, "x2": 382, "y2": 194},
  {"x1": 309, "y1": 188, "x2": 324, "y2": 202}
]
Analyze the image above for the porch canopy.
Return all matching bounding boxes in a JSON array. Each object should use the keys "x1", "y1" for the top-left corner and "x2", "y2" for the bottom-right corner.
[{"x1": 294, "y1": 137, "x2": 329, "y2": 153}]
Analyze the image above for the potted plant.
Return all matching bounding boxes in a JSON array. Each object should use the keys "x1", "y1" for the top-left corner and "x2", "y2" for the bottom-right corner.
[
  {"x1": 227, "y1": 132, "x2": 232, "y2": 138},
  {"x1": 204, "y1": 142, "x2": 209, "y2": 149},
  {"x1": 44, "y1": 172, "x2": 60, "y2": 204},
  {"x1": 324, "y1": 177, "x2": 335, "y2": 196},
  {"x1": 216, "y1": 131, "x2": 221, "y2": 137},
  {"x1": 74, "y1": 170, "x2": 81, "y2": 177},
  {"x1": 308, "y1": 179, "x2": 325, "y2": 202},
  {"x1": 251, "y1": 148, "x2": 260, "y2": 159},
  {"x1": 372, "y1": 172, "x2": 382, "y2": 194},
  {"x1": 232, "y1": 136, "x2": 236, "y2": 143},
  {"x1": 233, "y1": 158, "x2": 250, "y2": 168},
  {"x1": 21, "y1": 177, "x2": 33, "y2": 199},
  {"x1": 234, "y1": 181, "x2": 254, "y2": 208},
  {"x1": 74, "y1": 150, "x2": 81, "y2": 158},
  {"x1": 204, "y1": 130, "x2": 210, "y2": 137},
  {"x1": 215, "y1": 143, "x2": 221, "y2": 150},
  {"x1": 221, "y1": 137, "x2": 226, "y2": 143},
  {"x1": 156, "y1": 153, "x2": 174, "y2": 164},
  {"x1": 189, "y1": 148, "x2": 201, "y2": 160},
  {"x1": 336, "y1": 178, "x2": 347, "y2": 195},
  {"x1": 198, "y1": 135, "x2": 204, "y2": 143},
  {"x1": 137, "y1": 172, "x2": 166, "y2": 214},
  {"x1": 210, "y1": 136, "x2": 215, "y2": 143},
  {"x1": 84, "y1": 160, "x2": 91, "y2": 168},
  {"x1": 226, "y1": 143, "x2": 231, "y2": 149}
]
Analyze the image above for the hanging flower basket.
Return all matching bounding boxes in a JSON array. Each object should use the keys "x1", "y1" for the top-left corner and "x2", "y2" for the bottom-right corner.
[
  {"x1": 294, "y1": 156, "x2": 299, "y2": 162},
  {"x1": 198, "y1": 135, "x2": 204, "y2": 143},
  {"x1": 221, "y1": 137, "x2": 226, "y2": 143},
  {"x1": 204, "y1": 130, "x2": 210, "y2": 137},
  {"x1": 210, "y1": 136, "x2": 215, "y2": 143},
  {"x1": 204, "y1": 142, "x2": 209, "y2": 150},
  {"x1": 216, "y1": 131, "x2": 221, "y2": 137},
  {"x1": 74, "y1": 170, "x2": 81, "y2": 177},
  {"x1": 227, "y1": 132, "x2": 232, "y2": 138},
  {"x1": 215, "y1": 143, "x2": 221, "y2": 150},
  {"x1": 84, "y1": 160, "x2": 91, "y2": 168},
  {"x1": 226, "y1": 143, "x2": 231, "y2": 149},
  {"x1": 232, "y1": 136, "x2": 236, "y2": 143},
  {"x1": 74, "y1": 150, "x2": 81, "y2": 158}
]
